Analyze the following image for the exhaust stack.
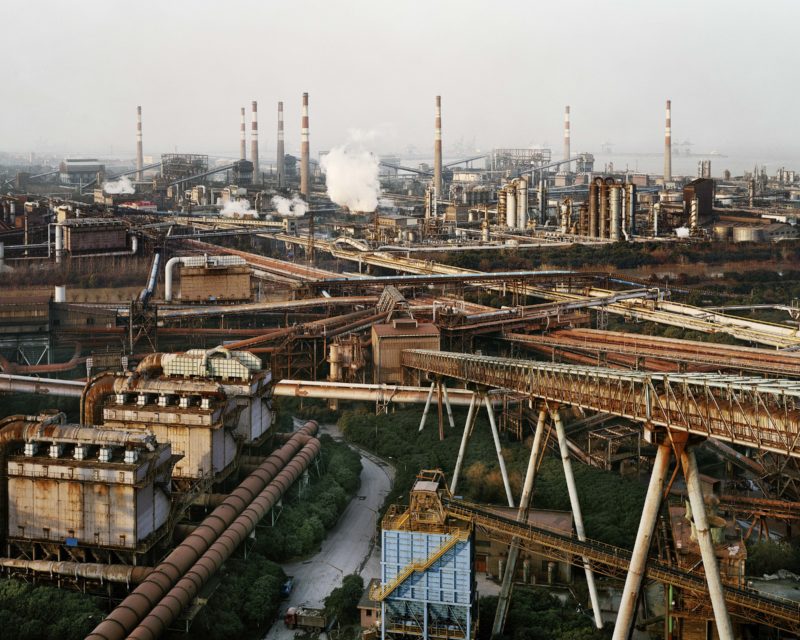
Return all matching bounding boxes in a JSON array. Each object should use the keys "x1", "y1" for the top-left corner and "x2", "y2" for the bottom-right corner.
[
  {"x1": 563, "y1": 105, "x2": 570, "y2": 168},
  {"x1": 300, "y1": 92, "x2": 310, "y2": 197},
  {"x1": 251, "y1": 100, "x2": 259, "y2": 183},
  {"x1": 239, "y1": 107, "x2": 246, "y2": 160},
  {"x1": 664, "y1": 99, "x2": 672, "y2": 183},
  {"x1": 434, "y1": 95, "x2": 442, "y2": 197},
  {"x1": 277, "y1": 101, "x2": 285, "y2": 187},
  {"x1": 136, "y1": 106, "x2": 143, "y2": 182}
]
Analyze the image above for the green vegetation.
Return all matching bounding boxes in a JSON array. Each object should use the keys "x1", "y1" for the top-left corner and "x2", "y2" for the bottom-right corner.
[
  {"x1": 0, "y1": 579, "x2": 104, "y2": 640},
  {"x1": 478, "y1": 589, "x2": 610, "y2": 640},
  {"x1": 324, "y1": 574, "x2": 364, "y2": 626},
  {"x1": 746, "y1": 541, "x2": 800, "y2": 577},
  {"x1": 340, "y1": 407, "x2": 646, "y2": 549}
]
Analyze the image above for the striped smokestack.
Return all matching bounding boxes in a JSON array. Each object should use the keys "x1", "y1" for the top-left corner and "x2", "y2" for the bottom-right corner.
[
  {"x1": 434, "y1": 95, "x2": 442, "y2": 197},
  {"x1": 664, "y1": 99, "x2": 672, "y2": 182},
  {"x1": 563, "y1": 105, "x2": 571, "y2": 167},
  {"x1": 136, "y1": 106, "x2": 143, "y2": 182},
  {"x1": 277, "y1": 101, "x2": 285, "y2": 187},
  {"x1": 239, "y1": 107, "x2": 246, "y2": 160},
  {"x1": 251, "y1": 100, "x2": 259, "y2": 183},
  {"x1": 300, "y1": 92, "x2": 310, "y2": 198}
]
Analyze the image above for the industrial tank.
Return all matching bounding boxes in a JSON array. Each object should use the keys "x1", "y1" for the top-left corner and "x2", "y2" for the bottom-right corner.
[{"x1": 732, "y1": 226, "x2": 765, "y2": 243}]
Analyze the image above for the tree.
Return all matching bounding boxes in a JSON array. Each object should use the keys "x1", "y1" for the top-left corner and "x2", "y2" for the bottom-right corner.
[{"x1": 324, "y1": 574, "x2": 364, "y2": 625}]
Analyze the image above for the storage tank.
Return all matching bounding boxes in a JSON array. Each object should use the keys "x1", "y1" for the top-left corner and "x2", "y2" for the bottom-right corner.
[
  {"x1": 505, "y1": 185, "x2": 517, "y2": 229},
  {"x1": 732, "y1": 226, "x2": 765, "y2": 243}
]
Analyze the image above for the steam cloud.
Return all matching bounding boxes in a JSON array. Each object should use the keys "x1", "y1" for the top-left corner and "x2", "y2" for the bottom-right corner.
[
  {"x1": 102, "y1": 176, "x2": 135, "y2": 194},
  {"x1": 320, "y1": 144, "x2": 380, "y2": 213},
  {"x1": 271, "y1": 194, "x2": 308, "y2": 217},
  {"x1": 221, "y1": 199, "x2": 252, "y2": 217}
]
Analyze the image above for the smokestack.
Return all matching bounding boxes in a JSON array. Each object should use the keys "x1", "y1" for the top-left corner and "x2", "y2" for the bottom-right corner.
[
  {"x1": 277, "y1": 101, "x2": 285, "y2": 187},
  {"x1": 239, "y1": 107, "x2": 246, "y2": 161},
  {"x1": 664, "y1": 99, "x2": 672, "y2": 183},
  {"x1": 300, "y1": 92, "x2": 310, "y2": 198},
  {"x1": 563, "y1": 105, "x2": 571, "y2": 168},
  {"x1": 434, "y1": 95, "x2": 442, "y2": 197},
  {"x1": 251, "y1": 100, "x2": 259, "y2": 183},
  {"x1": 136, "y1": 106, "x2": 143, "y2": 182}
]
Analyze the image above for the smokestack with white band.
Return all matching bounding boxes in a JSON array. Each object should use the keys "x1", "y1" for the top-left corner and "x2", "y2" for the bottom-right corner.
[
  {"x1": 300, "y1": 92, "x2": 310, "y2": 197},
  {"x1": 664, "y1": 99, "x2": 672, "y2": 182},
  {"x1": 251, "y1": 100, "x2": 259, "y2": 183},
  {"x1": 239, "y1": 107, "x2": 246, "y2": 161},
  {"x1": 434, "y1": 95, "x2": 443, "y2": 197},
  {"x1": 136, "y1": 106, "x2": 143, "y2": 181},
  {"x1": 277, "y1": 101, "x2": 285, "y2": 187},
  {"x1": 563, "y1": 105, "x2": 571, "y2": 168}
]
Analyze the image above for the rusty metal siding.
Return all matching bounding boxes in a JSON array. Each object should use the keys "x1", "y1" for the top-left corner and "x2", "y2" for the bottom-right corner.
[{"x1": 179, "y1": 266, "x2": 251, "y2": 302}]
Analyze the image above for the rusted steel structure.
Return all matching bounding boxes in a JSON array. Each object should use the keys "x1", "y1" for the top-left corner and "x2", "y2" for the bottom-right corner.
[
  {"x1": 401, "y1": 350, "x2": 800, "y2": 459},
  {"x1": 86, "y1": 421, "x2": 319, "y2": 640}
]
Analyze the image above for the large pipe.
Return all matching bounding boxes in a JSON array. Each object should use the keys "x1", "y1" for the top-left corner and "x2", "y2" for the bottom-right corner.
[
  {"x1": 0, "y1": 373, "x2": 84, "y2": 397},
  {"x1": 250, "y1": 100, "x2": 259, "y2": 183},
  {"x1": 563, "y1": 105, "x2": 570, "y2": 167},
  {"x1": 554, "y1": 411, "x2": 603, "y2": 628},
  {"x1": 136, "y1": 106, "x2": 143, "y2": 182},
  {"x1": 125, "y1": 436, "x2": 321, "y2": 640},
  {"x1": 434, "y1": 95, "x2": 443, "y2": 197},
  {"x1": 664, "y1": 99, "x2": 672, "y2": 183},
  {"x1": 239, "y1": 107, "x2": 246, "y2": 161},
  {"x1": 87, "y1": 422, "x2": 318, "y2": 640},
  {"x1": 274, "y1": 380, "x2": 492, "y2": 407},
  {"x1": 612, "y1": 442, "x2": 671, "y2": 640},
  {"x1": 300, "y1": 92, "x2": 309, "y2": 197},
  {"x1": 276, "y1": 101, "x2": 285, "y2": 187},
  {"x1": 493, "y1": 409, "x2": 547, "y2": 635},
  {"x1": 0, "y1": 558, "x2": 153, "y2": 584},
  {"x1": 681, "y1": 448, "x2": 734, "y2": 640}
]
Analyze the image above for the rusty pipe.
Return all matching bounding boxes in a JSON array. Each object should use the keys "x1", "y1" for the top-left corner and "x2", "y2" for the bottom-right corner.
[
  {"x1": 0, "y1": 558, "x2": 153, "y2": 584},
  {"x1": 81, "y1": 371, "x2": 117, "y2": 425},
  {"x1": 126, "y1": 437, "x2": 321, "y2": 640},
  {"x1": 86, "y1": 421, "x2": 318, "y2": 640},
  {"x1": 0, "y1": 342, "x2": 83, "y2": 374}
]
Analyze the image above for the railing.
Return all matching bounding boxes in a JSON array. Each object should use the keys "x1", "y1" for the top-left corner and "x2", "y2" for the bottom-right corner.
[
  {"x1": 370, "y1": 530, "x2": 470, "y2": 602},
  {"x1": 402, "y1": 349, "x2": 800, "y2": 460}
]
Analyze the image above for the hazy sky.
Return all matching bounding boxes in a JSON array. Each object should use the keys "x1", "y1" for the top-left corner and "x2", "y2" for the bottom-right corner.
[{"x1": 2, "y1": 0, "x2": 797, "y2": 163}]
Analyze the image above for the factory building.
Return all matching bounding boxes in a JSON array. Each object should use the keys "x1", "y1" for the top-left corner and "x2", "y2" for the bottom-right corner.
[
  {"x1": 59, "y1": 159, "x2": 105, "y2": 186},
  {"x1": 375, "y1": 471, "x2": 476, "y2": 640},
  {"x1": 372, "y1": 319, "x2": 440, "y2": 385},
  {"x1": 3, "y1": 413, "x2": 172, "y2": 563}
]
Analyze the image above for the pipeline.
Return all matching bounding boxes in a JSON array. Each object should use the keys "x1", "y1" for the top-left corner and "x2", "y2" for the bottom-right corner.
[
  {"x1": 86, "y1": 421, "x2": 318, "y2": 640},
  {"x1": 0, "y1": 373, "x2": 84, "y2": 397},
  {"x1": 0, "y1": 341, "x2": 83, "y2": 374},
  {"x1": 126, "y1": 436, "x2": 321, "y2": 640},
  {"x1": 0, "y1": 558, "x2": 153, "y2": 584}
]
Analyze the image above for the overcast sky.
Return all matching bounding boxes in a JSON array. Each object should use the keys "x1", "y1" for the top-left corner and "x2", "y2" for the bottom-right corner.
[{"x1": 2, "y1": 0, "x2": 797, "y2": 164}]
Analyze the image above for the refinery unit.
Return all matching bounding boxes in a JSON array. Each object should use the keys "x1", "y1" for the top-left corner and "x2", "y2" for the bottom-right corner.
[{"x1": 2, "y1": 89, "x2": 800, "y2": 640}]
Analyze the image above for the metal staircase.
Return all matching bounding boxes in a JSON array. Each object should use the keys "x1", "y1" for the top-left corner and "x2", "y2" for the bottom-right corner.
[{"x1": 370, "y1": 529, "x2": 470, "y2": 602}]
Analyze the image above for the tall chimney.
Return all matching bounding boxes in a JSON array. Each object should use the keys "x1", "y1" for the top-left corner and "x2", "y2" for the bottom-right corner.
[
  {"x1": 664, "y1": 99, "x2": 672, "y2": 183},
  {"x1": 563, "y1": 105, "x2": 571, "y2": 168},
  {"x1": 277, "y1": 101, "x2": 285, "y2": 187},
  {"x1": 251, "y1": 100, "x2": 259, "y2": 183},
  {"x1": 300, "y1": 92, "x2": 310, "y2": 198},
  {"x1": 434, "y1": 95, "x2": 443, "y2": 197},
  {"x1": 239, "y1": 107, "x2": 246, "y2": 161},
  {"x1": 136, "y1": 106, "x2": 143, "y2": 182}
]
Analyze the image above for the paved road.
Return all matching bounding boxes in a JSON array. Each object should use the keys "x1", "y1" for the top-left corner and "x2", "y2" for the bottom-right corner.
[{"x1": 265, "y1": 421, "x2": 394, "y2": 639}]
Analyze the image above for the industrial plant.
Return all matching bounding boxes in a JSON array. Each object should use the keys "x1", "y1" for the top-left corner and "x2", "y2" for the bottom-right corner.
[{"x1": 2, "y1": 3, "x2": 800, "y2": 639}]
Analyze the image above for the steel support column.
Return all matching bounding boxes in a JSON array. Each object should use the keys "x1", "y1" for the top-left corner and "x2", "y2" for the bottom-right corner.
[
  {"x1": 418, "y1": 381, "x2": 436, "y2": 432},
  {"x1": 451, "y1": 392, "x2": 477, "y2": 494},
  {"x1": 485, "y1": 395, "x2": 515, "y2": 507}
]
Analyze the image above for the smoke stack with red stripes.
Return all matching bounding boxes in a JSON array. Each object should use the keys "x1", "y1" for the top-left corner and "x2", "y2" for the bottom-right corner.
[
  {"x1": 239, "y1": 107, "x2": 246, "y2": 161},
  {"x1": 434, "y1": 95, "x2": 442, "y2": 197},
  {"x1": 563, "y1": 105, "x2": 571, "y2": 168},
  {"x1": 251, "y1": 100, "x2": 259, "y2": 183},
  {"x1": 664, "y1": 99, "x2": 672, "y2": 183},
  {"x1": 277, "y1": 101, "x2": 285, "y2": 187},
  {"x1": 300, "y1": 92, "x2": 310, "y2": 198},
  {"x1": 136, "y1": 106, "x2": 143, "y2": 182}
]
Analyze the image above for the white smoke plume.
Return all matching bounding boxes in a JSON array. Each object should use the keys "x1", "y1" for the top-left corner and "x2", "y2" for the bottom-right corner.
[
  {"x1": 320, "y1": 144, "x2": 380, "y2": 213},
  {"x1": 221, "y1": 198, "x2": 252, "y2": 217},
  {"x1": 102, "y1": 175, "x2": 135, "y2": 194},
  {"x1": 271, "y1": 194, "x2": 308, "y2": 217}
]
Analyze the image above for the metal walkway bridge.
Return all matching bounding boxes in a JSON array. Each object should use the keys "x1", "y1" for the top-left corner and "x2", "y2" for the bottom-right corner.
[
  {"x1": 445, "y1": 499, "x2": 800, "y2": 634},
  {"x1": 401, "y1": 350, "x2": 800, "y2": 459}
]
